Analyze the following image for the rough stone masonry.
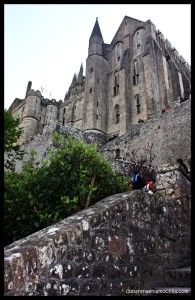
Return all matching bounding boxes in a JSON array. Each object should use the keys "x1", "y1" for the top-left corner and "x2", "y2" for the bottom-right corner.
[{"x1": 4, "y1": 190, "x2": 190, "y2": 296}]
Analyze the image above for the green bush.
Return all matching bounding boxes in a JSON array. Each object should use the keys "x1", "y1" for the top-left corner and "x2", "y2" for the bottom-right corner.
[{"x1": 4, "y1": 133, "x2": 129, "y2": 245}]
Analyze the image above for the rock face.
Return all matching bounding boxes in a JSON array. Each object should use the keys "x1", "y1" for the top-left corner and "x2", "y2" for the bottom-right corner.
[{"x1": 4, "y1": 190, "x2": 190, "y2": 296}]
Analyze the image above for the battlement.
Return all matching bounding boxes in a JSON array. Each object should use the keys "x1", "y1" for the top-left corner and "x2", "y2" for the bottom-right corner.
[
  {"x1": 26, "y1": 89, "x2": 43, "y2": 99},
  {"x1": 155, "y1": 29, "x2": 191, "y2": 78}
]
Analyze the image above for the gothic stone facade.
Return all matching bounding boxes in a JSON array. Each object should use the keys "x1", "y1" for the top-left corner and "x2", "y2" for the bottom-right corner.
[{"x1": 9, "y1": 16, "x2": 191, "y2": 144}]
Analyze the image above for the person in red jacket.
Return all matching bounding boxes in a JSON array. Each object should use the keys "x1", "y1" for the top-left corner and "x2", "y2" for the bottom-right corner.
[{"x1": 143, "y1": 180, "x2": 154, "y2": 194}]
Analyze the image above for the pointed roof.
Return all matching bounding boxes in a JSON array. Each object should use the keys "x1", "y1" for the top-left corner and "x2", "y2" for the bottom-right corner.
[
  {"x1": 71, "y1": 73, "x2": 77, "y2": 87},
  {"x1": 78, "y1": 63, "x2": 84, "y2": 84},
  {"x1": 89, "y1": 17, "x2": 104, "y2": 44},
  {"x1": 78, "y1": 63, "x2": 83, "y2": 76}
]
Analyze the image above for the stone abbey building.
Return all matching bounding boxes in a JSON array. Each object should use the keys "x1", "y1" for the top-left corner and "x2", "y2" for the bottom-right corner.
[{"x1": 9, "y1": 16, "x2": 191, "y2": 144}]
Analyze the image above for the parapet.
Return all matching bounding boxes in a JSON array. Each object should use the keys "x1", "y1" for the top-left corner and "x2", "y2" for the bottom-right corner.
[
  {"x1": 26, "y1": 89, "x2": 43, "y2": 99},
  {"x1": 155, "y1": 28, "x2": 191, "y2": 78},
  {"x1": 4, "y1": 189, "x2": 190, "y2": 296},
  {"x1": 8, "y1": 98, "x2": 24, "y2": 112}
]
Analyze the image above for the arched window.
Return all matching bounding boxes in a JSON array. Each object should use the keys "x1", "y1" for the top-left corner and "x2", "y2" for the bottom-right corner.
[
  {"x1": 114, "y1": 104, "x2": 120, "y2": 124},
  {"x1": 113, "y1": 71, "x2": 119, "y2": 96},
  {"x1": 133, "y1": 60, "x2": 139, "y2": 85},
  {"x1": 136, "y1": 31, "x2": 141, "y2": 48},
  {"x1": 135, "y1": 95, "x2": 141, "y2": 114}
]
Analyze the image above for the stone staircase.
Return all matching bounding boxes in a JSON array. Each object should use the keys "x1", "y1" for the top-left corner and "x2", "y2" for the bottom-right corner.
[{"x1": 154, "y1": 264, "x2": 191, "y2": 296}]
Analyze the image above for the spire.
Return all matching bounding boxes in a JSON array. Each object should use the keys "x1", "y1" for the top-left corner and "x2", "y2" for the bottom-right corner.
[
  {"x1": 71, "y1": 73, "x2": 77, "y2": 88},
  {"x1": 78, "y1": 63, "x2": 84, "y2": 85},
  {"x1": 25, "y1": 81, "x2": 32, "y2": 98},
  {"x1": 89, "y1": 17, "x2": 104, "y2": 44}
]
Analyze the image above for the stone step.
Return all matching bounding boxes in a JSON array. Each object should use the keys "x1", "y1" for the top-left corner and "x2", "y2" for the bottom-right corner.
[{"x1": 165, "y1": 266, "x2": 191, "y2": 287}]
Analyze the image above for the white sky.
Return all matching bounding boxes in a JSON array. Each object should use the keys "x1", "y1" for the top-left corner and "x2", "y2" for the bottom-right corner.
[{"x1": 4, "y1": 4, "x2": 191, "y2": 109}]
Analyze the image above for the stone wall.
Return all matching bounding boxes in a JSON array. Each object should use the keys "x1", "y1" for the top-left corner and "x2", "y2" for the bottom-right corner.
[
  {"x1": 4, "y1": 190, "x2": 190, "y2": 296},
  {"x1": 13, "y1": 99, "x2": 190, "y2": 174},
  {"x1": 14, "y1": 124, "x2": 109, "y2": 172},
  {"x1": 156, "y1": 163, "x2": 191, "y2": 214},
  {"x1": 102, "y1": 99, "x2": 191, "y2": 168}
]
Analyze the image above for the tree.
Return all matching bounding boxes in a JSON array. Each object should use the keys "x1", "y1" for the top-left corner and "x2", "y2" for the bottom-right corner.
[
  {"x1": 4, "y1": 133, "x2": 129, "y2": 245},
  {"x1": 4, "y1": 110, "x2": 24, "y2": 170}
]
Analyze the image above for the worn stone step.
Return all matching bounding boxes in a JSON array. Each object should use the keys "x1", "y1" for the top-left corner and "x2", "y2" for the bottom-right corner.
[{"x1": 165, "y1": 266, "x2": 191, "y2": 287}]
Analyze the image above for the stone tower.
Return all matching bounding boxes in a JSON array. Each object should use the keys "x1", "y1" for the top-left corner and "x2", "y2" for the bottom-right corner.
[
  {"x1": 18, "y1": 86, "x2": 42, "y2": 144},
  {"x1": 83, "y1": 18, "x2": 109, "y2": 133}
]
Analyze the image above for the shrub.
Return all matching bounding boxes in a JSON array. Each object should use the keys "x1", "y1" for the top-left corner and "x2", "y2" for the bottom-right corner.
[{"x1": 4, "y1": 133, "x2": 129, "y2": 245}]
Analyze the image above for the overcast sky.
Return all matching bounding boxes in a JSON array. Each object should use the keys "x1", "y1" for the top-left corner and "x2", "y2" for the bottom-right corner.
[{"x1": 4, "y1": 4, "x2": 191, "y2": 109}]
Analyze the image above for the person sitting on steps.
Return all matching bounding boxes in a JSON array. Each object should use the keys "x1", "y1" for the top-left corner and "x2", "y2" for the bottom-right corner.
[{"x1": 143, "y1": 179, "x2": 155, "y2": 194}]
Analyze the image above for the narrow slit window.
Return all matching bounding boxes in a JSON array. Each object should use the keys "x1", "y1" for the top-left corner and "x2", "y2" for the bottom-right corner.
[
  {"x1": 136, "y1": 31, "x2": 141, "y2": 48},
  {"x1": 136, "y1": 95, "x2": 141, "y2": 114},
  {"x1": 114, "y1": 104, "x2": 120, "y2": 124},
  {"x1": 115, "y1": 148, "x2": 121, "y2": 159},
  {"x1": 113, "y1": 71, "x2": 119, "y2": 96},
  {"x1": 133, "y1": 60, "x2": 139, "y2": 85}
]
